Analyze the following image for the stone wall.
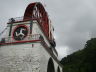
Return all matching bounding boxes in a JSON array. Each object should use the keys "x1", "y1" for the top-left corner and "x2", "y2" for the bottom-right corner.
[
  {"x1": 0, "y1": 20, "x2": 62, "y2": 72},
  {"x1": 0, "y1": 42, "x2": 62, "y2": 72}
]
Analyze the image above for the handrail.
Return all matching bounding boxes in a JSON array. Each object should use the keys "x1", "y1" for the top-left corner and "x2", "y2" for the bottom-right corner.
[
  {"x1": 0, "y1": 34, "x2": 41, "y2": 44},
  {"x1": 7, "y1": 16, "x2": 42, "y2": 24}
]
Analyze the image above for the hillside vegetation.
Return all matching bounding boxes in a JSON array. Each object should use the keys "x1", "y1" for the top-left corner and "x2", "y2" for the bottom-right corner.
[{"x1": 60, "y1": 38, "x2": 96, "y2": 72}]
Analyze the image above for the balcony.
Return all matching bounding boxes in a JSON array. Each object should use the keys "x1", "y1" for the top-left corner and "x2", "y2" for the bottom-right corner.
[
  {"x1": 0, "y1": 34, "x2": 43, "y2": 45},
  {"x1": 8, "y1": 16, "x2": 40, "y2": 24}
]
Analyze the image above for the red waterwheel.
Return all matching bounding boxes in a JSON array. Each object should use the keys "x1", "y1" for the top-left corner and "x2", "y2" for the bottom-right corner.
[{"x1": 23, "y1": 2, "x2": 49, "y2": 39}]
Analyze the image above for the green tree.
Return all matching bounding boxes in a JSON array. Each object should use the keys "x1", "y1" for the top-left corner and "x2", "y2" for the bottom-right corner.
[{"x1": 61, "y1": 38, "x2": 96, "y2": 72}]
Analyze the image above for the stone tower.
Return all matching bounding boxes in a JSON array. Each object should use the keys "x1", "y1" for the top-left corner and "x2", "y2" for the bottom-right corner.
[{"x1": 0, "y1": 2, "x2": 63, "y2": 72}]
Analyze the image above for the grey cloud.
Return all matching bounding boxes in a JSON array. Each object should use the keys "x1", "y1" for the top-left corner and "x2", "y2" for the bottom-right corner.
[{"x1": 54, "y1": 0, "x2": 96, "y2": 58}]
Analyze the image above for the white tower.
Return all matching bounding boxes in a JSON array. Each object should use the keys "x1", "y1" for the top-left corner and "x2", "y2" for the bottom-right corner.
[{"x1": 0, "y1": 2, "x2": 63, "y2": 72}]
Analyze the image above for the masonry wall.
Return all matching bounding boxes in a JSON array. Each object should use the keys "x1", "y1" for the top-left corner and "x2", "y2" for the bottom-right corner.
[
  {"x1": 32, "y1": 21, "x2": 51, "y2": 47},
  {"x1": 0, "y1": 43, "x2": 41, "y2": 72},
  {"x1": 0, "y1": 20, "x2": 62, "y2": 72},
  {"x1": 32, "y1": 21, "x2": 58, "y2": 57},
  {"x1": 40, "y1": 44, "x2": 63, "y2": 72},
  {"x1": 0, "y1": 42, "x2": 62, "y2": 72}
]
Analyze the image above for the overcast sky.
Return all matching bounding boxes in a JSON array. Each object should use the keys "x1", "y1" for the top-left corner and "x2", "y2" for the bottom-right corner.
[{"x1": 0, "y1": 0, "x2": 96, "y2": 60}]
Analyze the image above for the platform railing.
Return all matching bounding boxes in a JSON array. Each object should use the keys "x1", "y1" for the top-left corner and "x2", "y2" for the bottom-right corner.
[
  {"x1": 8, "y1": 16, "x2": 24, "y2": 23},
  {"x1": 0, "y1": 34, "x2": 42, "y2": 44},
  {"x1": 8, "y1": 16, "x2": 39, "y2": 23}
]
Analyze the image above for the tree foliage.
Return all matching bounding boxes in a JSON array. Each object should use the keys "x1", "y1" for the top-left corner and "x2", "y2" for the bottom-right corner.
[{"x1": 60, "y1": 38, "x2": 96, "y2": 72}]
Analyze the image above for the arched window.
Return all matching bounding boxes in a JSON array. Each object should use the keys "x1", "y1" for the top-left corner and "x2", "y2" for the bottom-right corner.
[
  {"x1": 47, "y1": 58, "x2": 55, "y2": 72},
  {"x1": 57, "y1": 66, "x2": 60, "y2": 72}
]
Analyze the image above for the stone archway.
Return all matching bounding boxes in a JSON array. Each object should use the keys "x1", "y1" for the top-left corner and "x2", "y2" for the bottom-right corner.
[
  {"x1": 47, "y1": 58, "x2": 55, "y2": 72},
  {"x1": 57, "y1": 66, "x2": 60, "y2": 72}
]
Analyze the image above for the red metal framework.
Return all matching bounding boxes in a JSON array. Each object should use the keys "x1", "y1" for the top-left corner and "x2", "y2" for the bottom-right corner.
[{"x1": 23, "y1": 2, "x2": 49, "y2": 39}]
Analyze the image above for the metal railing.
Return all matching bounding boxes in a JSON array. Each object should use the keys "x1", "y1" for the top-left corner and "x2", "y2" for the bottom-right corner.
[
  {"x1": 8, "y1": 17, "x2": 24, "y2": 23},
  {"x1": 0, "y1": 34, "x2": 42, "y2": 44},
  {"x1": 8, "y1": 16, "x2": 38, "y2": 23}
]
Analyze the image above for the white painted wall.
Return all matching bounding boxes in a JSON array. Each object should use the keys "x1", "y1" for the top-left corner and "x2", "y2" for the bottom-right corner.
[
  {"x1": 0, "y1": 43, "x2": 41, "y2": 72},
  {"x1": 0, "y1": 42, "x2": 62, "y2": 72},
  {"x1": 32, "y1": 20, "x2": 51, "y2": 47},
  {"x1": 32, "y1": 21, "x2": 58, "y2": 57},
  {"x1": 0, "y1": 20, "x2": 62, "y2": 72}
]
